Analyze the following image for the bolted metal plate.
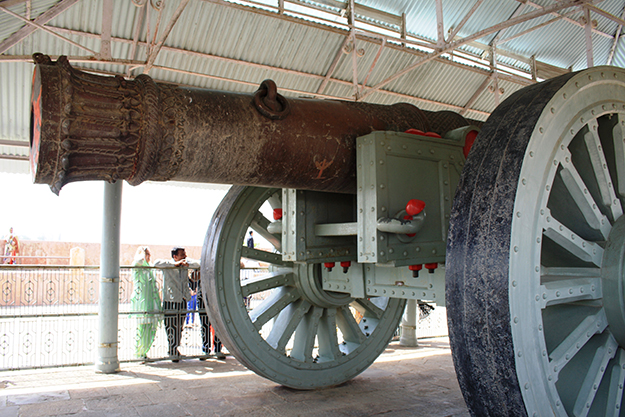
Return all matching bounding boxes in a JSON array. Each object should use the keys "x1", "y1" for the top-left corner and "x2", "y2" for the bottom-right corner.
[{"x1": 356, "y1": 131, "x2": 465, "y2": 266}]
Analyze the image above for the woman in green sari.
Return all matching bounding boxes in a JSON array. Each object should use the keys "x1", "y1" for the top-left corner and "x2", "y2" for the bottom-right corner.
[{"x1": 131, "y1": 246, "x2": 162, "y2": 359}]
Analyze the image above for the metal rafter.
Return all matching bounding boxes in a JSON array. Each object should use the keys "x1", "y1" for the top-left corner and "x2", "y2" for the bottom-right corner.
[
  {"x1": 459, "y1": 73, "x2": 495, "y2": 116},
  {"x1": 435, "y1": 0, "x2": 444, "y2": 48},
  {"x1": 497, "y1": 9, "x2": 578, "y2": 46},
  {"x1": 490, "y1": 2, "x2": 526, "y2": 46},
  {"x1": 127, "y1": 1, "x2": 147, "y2": 77},
  {"x1": 524, "y1": 0, "x2": 613, "y2": 38},
  {"x1": 446, "y1": 0, "x2": 484, "y2": 43},
  {"x1": 587, "y1": 4, "x2": 625, "y2": 26},
  {"x1": 361, "y1": 38, "x2": 385, "y2": 90},
  {"x1": 0, "y1": 3, "x2": 95, "y2": 54},
  {"x1": 317, "y1": 35, "x2": 352, "y2": 94},
  {"x1": 360, "y1": 0, "x2": 591, "y2": 101},
  {"x1": 0, "y1": 0, "x2": 80, "y2": 54},
  {"x1": 607, "y1": 4, "x2": 625, "y2": 65},
  {"x1": 100, "y1": 0, "x2": 113, "y2": 60},
  {"x1": 585, "y1": 6, "x2": 595, "y2": 67},
  {"x1": 490, "y1": 45, "x2": 500, "y2": 106},
  {"x1": 7, "y1": 24, "x2": 535, "y2": 88},
  {"x1": 348, "y1": 0, "x2": 359, "y2": 99},
  {"x1": 144, "y1": 0, "x2": 190, "y2": 74}
]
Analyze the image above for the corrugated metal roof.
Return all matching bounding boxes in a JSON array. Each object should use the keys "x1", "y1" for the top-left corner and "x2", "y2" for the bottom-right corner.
[{"x1": 2, "y1": 0, "x2": 625, "y2": 173}]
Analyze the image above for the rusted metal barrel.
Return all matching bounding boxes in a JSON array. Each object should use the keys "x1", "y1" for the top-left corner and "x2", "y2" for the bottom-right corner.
[{"x1": 30, "y1": 54, "x2": 468, "y2": 194}]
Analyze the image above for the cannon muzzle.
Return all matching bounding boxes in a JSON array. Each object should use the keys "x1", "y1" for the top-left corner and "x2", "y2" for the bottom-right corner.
[{"x1": 30, "y1": 54, "x2": 469, "y2": 194}]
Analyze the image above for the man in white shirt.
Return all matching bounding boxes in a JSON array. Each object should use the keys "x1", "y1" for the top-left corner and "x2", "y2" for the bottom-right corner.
[{"x1": 154, "y1": 247, "x2": 200, "y2": 361}]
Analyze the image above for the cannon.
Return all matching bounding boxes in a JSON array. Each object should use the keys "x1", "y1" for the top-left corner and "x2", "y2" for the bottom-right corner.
[{"x1": 30, "y1": 54, "x2": 625, "y2": 417}]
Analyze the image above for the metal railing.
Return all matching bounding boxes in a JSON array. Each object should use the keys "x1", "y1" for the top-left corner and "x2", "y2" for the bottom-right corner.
[{"x1": 0, "y1": 265, "x2": 447, "y2": 371}]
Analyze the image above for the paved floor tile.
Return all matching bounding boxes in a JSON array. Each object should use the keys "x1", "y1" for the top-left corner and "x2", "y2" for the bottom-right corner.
[{"x1": 0, "y1": 338, "x2": 469, "y2": 416}]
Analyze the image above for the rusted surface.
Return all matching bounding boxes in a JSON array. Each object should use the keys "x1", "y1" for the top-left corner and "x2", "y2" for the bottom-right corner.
[{"x1": 31, "y1": 54, "x2": 468, "y2": 194}]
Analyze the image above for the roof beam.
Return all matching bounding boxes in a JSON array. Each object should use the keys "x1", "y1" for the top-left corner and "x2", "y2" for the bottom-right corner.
[
  {"x1": 0, "y1": 139, "x2": 28, "y2": 147},
  {"x1": 435, "y1": 0, "x2": 444, "y2": 48},
  {"x1": 361, "y1": 38, "x2": 385, "y2": 89},
  {"x1": 446, "y1": 0, "x2": 484, "y2": 43},
  {"x1": 0, "y1": 0, "x2": 80, "y2": 54},
  {"x1": 584, "y1": 6, "x2": 594, "y2": 67},
  {"x1": 587, "y1": 4, "x2": 625, "y2": 27},
  {"x1": 524, "y1": 0, "x2": 613, "y2": 39},
  {"x1": 459, "y1": 73, "x2": 494, "y2": 116},
  {"x1": 100, "y1": 0, "x2": 113, "y2": 60},
  {"x1": 144, "y1": 0, "x2": 190, "y2": 74},
  {"x1": 127, "y1": 2, "x2": 147, "y2": 77},
  {"x1": 317, "y1": 35, "x2": 351, "y2": 94},
  {"x1": 497, "y1": 10, "x2": 577, "y2": 45},
  {"x1": 490, "y1": 2, "x2": 526, "y2": 46},
  {"x1": 607, "y1": 5, "x2": 625, "y2": 65},
  {"x1": 360, "y1": 0, "x2": 589, "y2": 100},
  {"x1": 28, "y1": 24, "x2": 535, "y2": 89}
]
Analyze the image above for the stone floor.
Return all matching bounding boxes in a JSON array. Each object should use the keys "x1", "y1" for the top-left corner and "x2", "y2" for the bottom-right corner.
[{"x1": 0, "y1": 337, "x2": 470, "y2": 417}]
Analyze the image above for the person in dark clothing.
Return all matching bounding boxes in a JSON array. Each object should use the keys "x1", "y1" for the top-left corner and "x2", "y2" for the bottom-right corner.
[
  {"x1": 190, "y1": 270, "x2": 225, "y2": 360},
  {"x1": 154, "y1": 247, "x2": 199, "y2": 362},
  {"x1": 246, "y1": 231, "x2": 254, "y2": 248}
]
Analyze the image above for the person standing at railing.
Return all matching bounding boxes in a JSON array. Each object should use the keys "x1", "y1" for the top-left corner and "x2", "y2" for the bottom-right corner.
[
  {"x1": 3, "y1": 227, "x2": 20, "y2": 264},
  {"x1": 190, "y1": 270, "x2": 225, "y2": 360},
  {"x1": 154, "y1": 247, "x2": 199, "y2": 362},
  {"x1": 131, "y1": 246, "x2": 162, "y2": 361}
]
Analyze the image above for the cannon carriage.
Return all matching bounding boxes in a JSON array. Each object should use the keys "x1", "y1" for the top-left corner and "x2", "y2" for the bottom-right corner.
[{"x1": 30, "y1": 54, "x2": 625, "y2": 416}]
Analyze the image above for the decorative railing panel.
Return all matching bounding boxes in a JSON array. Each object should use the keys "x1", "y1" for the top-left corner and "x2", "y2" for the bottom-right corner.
[{"x1": 0, "y1": 265, "x2": 446, "y2": 370}]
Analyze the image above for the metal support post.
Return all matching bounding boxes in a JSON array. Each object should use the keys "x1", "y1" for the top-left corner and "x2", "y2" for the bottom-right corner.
[
  {"x1": 399, "y1": 299, "x2": 418, "y2": 347},
  {"x1": 96, "y1": 180, "x2": 122, "y2": 373}
]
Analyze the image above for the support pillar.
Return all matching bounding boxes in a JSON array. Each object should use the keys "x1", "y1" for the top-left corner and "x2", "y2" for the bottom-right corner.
[
  {"x1": 399, "y1": 299, "x2": 418, "y2": 347},
  {"x1": 96, "y1": 180, "x2": 122, "y2": 373}
]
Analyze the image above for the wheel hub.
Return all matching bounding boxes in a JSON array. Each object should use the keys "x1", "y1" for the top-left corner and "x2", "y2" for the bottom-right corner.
[
  {"x1": 294, "y1": 263, "x2": 353, "y2": 309},
  {"x1": 602, "y1": 215, "x2": 625, "y2": 347}
]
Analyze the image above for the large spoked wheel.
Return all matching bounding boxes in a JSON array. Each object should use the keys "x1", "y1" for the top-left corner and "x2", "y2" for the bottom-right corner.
[
  {"x1": 202, "y1": 186, "x2": 405, "y2": 389},
  {"x1": 447, "y1": 66, "x2": 625, "y2": 416}
]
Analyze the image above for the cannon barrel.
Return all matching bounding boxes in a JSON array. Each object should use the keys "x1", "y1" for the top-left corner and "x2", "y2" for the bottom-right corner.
[{"x1": 30, "y1": 54, "x2": 471, "y2": 194}]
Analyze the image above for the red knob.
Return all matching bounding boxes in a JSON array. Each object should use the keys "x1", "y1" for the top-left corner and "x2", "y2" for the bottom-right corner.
[
  {"x1": 324, "y1": 262, "x2": 335, "y2": 272},
  {"x1": 406, "y1": 199, "x2": 425, "y2": 216},
  {"x1": 463, "y1": 130, "x2": 478, "y2": 158},
  {"x1": 409, "y1": 264, "x2": 422, "y2": 278},
  {"x1": 425, "y1": 263, "x2": 438, "y2": 272},
  {"x1": 273, "y1": 208, "x2": 283, "y2": 220},
  {"x1": 340, "y1": 261, "x2": 351, "y2": 274},
  {"x1": 424, "y1": 131, "x2": 442, "y2": 138},
  {"x1": 405, "y1": 128, "x2": 425, "y2": 135}
]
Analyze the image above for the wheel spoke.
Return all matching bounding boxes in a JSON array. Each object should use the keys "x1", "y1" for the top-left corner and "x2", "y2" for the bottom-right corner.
[
  {"x1": 584, "y1": 120, "x2": 623, "y2": 220},
  {"x1": 612, "y1": 115, "x2": 625, "y2": 199},
  {"x1": 541, "y1": 266, "x2": 601, "y2": 282},
  {"x1": 549, "y1": 309, "x2": 609, "y2": 382},
  {"x1": 241, "y1": 246, "x2": 290, "y2": 266},
  {"x1": 542, "y1": 209, "x2": 604, "y2": 266},
  {"x1": 249, "y1": 286, "x2": 301, "y2": 331},
  {"x1": 251, "y1": 210, "x2": 281, "y2": 251},
  {"x1": 573, "y1": 334, "x2": 618, "y2": 417},
  {"x1": 538, "y1": 277, "x2": 602, "y2": 308},
  {"x1": 606, "y1": 348, "x2": 625, "y2": 417},
  {"x1": 290, "y1": 307, "x2": 323, "y2": 363},
  {"x1": 241, "y1": 269, "x2": 295, "y2": 297},
  {"x1": 559, "y1": 150, "x2": 611, "y2": 238},
  {"x1": 317, "y1": 308, "x2": 342, "y2": 362},
  {"x1": 351, "y1": 298, "x2": 384, "y2": 319},
  {"x1": 336, "y1": 305, "x2": 366, "y2": 349},
  {"x1": 266, "y1": 299, "x2": 311, "y2": 352}
]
